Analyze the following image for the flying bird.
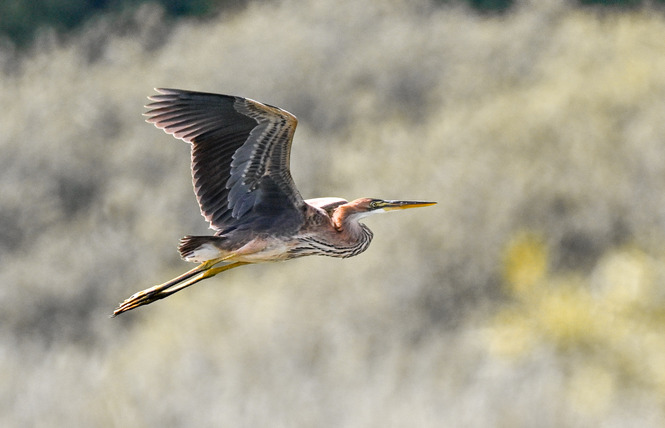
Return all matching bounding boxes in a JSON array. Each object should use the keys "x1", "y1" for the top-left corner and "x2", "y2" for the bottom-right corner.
[{"x1": 113, "y1": 89, "x2": 435, "y2": 316}]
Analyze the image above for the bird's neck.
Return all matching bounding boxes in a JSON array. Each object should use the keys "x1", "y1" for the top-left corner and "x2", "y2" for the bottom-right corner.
[{"x1": 332, "y1": 206, "x2": 373, "y2": 242}]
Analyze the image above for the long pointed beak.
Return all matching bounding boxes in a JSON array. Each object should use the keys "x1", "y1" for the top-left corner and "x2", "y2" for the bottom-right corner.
[{"x1": 380, "y1": 200, "x2": 437, "y2": 211}]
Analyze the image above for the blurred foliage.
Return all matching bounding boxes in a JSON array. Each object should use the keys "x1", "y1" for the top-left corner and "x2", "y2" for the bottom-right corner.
[
  {"x1": 490, "y1": 232, "x2": 665, "y2": 416},
  {"x1": 435, "y1": 0, "x2": 515, "y2": 13},
  {"x1": 0, "y1": 0, "x2": 244, "y2": 47},
  {"x1": 2, "y1": 0, "x2": 665, "y2": 426},
  {"x1": 579, "y1": 0, "x2": 661, "y2": 7},
  {"x1": 4, "y1": 0, "x2": 665, "y2": 49}
]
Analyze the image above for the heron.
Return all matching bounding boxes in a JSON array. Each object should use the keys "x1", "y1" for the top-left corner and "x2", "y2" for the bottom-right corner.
[{"x1": 113, "y1": 89, "x2": 435, "y2": 316}]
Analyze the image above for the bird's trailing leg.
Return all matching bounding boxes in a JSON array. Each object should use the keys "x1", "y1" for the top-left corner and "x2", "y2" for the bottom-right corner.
[{"x1": 112, "y1": 259, "x2": 248, "y2": 316}]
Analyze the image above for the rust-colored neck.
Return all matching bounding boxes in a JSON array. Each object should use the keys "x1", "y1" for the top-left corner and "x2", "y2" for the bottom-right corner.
[{"x1": 332, "y1": 204, "x2": 367, "y2": 239}]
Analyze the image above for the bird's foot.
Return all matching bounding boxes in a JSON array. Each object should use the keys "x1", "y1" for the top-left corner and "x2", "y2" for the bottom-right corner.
[{"x1": 112, "y1": 285, "x2": 165, "y2": 316}]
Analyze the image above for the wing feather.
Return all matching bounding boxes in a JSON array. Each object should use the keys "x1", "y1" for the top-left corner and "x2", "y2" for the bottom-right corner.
[{"x1": 144, "y1": 88, "x2": 305, "y2": 233}]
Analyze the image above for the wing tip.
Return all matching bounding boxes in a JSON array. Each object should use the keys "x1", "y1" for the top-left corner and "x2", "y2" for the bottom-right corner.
[{"x1": 146, "y1": 88, "x2": 181, "y2": 103}]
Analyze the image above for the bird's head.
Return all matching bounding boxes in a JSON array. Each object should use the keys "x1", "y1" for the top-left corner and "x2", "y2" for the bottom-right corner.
[{"x1": 340, "y1": 198, "x2": 437, "y2": 222}]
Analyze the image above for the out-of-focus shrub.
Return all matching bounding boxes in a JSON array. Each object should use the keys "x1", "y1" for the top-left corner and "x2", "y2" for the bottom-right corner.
[{"x1": 490, "y1": 232, "x2": 665, "y2": 416}]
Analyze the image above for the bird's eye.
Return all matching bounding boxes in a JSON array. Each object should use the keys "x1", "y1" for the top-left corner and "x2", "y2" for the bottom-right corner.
[{"x1": 369, "y1": 201, "x2": 379, "y2": 209}]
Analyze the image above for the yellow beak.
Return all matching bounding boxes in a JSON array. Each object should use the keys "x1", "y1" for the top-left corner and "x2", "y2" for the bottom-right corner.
[{"x1": 380, "y1": 200, "x2": 437, "y2": 211}]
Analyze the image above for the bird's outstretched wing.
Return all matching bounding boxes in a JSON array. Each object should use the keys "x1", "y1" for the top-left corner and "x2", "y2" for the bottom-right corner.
[{"x1": 144, "y1": 88, "x2": 305, "y2": 233}]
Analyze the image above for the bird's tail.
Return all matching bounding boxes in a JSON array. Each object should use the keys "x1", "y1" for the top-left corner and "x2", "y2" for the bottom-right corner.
[{"x1": 178, "y1": 235, "x2": 225, "y2": 262}]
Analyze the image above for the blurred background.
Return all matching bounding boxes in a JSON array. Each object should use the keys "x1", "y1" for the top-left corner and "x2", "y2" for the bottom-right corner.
[{"x1": 2, "y1": 0, "x2": 665, "y2": 426}]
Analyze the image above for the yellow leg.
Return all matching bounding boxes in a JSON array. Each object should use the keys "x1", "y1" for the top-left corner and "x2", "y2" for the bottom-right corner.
[
  {"x1": 148, "y1": 262, "x2": 250, "y2": 300},
  {"x1": 112, "y1": 258, "x2": 246, "y2": 316}
]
